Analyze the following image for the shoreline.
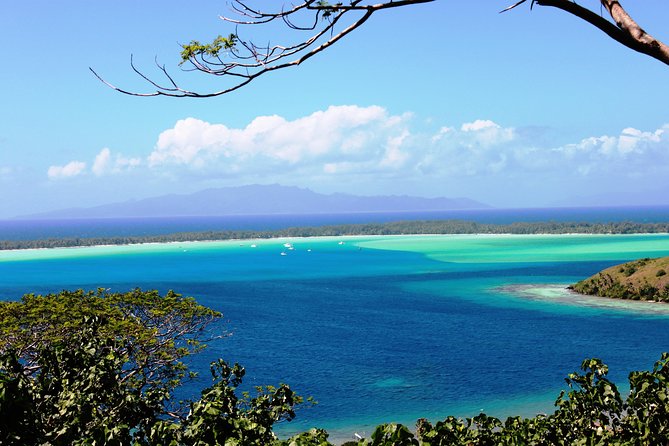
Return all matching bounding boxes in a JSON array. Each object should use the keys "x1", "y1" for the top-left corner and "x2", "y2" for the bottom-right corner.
[
  {"x1": 3, "y1": 232, "x2": 669, "y2": 264},
  {"x1": 495, "y1": 283, "x2": 669, "y2": 315},
  {"x1": 2, "y1": 219, "x2": 669, "y2": 252},
  {"x1": 2, "y1": 230, "x2": 669, "y2": 254}
]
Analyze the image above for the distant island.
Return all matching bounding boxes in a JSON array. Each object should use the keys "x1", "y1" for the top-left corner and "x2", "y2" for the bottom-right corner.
[
  {"x1": 570, "y1": 257, "x2": 669, "y2": 302},
  {"x1": 2, "y1": 219, "x2": 669, "y2": 251},
  {"x1": 20, "y1": 184, "x2": 488, "y2": 219}
]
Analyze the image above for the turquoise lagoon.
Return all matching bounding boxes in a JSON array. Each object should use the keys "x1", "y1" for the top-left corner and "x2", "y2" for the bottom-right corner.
[{"x1": 2, "y1": 234, "x2": 669, "y2": 439}]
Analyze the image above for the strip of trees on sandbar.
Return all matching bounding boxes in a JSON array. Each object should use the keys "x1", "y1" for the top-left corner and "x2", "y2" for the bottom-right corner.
[{"x1": 2, "y1": 220, "x2": 669, "y2": 251}]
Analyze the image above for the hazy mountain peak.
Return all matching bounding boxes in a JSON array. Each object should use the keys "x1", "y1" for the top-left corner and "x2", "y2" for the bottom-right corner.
[{"x1": 21, "y1": 184, "x2": 489, "y2": 219}]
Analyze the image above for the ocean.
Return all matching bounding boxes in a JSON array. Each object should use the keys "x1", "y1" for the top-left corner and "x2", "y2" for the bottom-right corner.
[{"x1": 1, "y1": 208, "x2": 669, "y2": 442}]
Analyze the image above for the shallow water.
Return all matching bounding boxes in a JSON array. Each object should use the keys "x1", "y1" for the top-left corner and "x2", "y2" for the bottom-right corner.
[{"x1": 2, "y1": 234, "x2": 669, "y2": 440}]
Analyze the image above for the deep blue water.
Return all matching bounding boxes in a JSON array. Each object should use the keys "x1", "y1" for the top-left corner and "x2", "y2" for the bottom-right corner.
[
  {"x1": 2, "y1": 232, "x2": 669, "y2": 440},
  {"x1": 2, "y1": 205, "x2": 669, "y2": 240}
]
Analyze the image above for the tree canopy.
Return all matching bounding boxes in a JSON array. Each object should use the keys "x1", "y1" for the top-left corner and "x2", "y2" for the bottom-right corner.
[
  {"x1": 92, "y1": 1, "x2": 669, "y2": 98},
  {"x1": 0, "y1": 288, "x2": 220, "y2": 397},
  {"x1": 0, "y1": 289, "x2": 307, "y2": 445}
]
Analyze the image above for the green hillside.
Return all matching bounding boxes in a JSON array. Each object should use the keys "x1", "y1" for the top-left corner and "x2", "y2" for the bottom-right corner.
[{"x1": 570, "y1": 257, "x2": 669, "y2": 302}]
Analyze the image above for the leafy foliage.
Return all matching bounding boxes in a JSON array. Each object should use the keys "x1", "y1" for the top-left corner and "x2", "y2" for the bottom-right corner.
[
  {"x1": 0, "y1": 318, "x2": 157, "y2": 445},
  {"x1": 316, "y1": 1, "x2": 344, "y2": 20},
  {"x1": 148, "y1": 360, "x2": 307, "y2": 445},
  {"x1": 0, "y1": 290, "x2": 310, "y2": 445},
  {"x1": 180, "y1": 34, "x2": 238, "y2": 65},
  {"x1": 0, "y1": 288, "x2": 220, "y2": 400}
]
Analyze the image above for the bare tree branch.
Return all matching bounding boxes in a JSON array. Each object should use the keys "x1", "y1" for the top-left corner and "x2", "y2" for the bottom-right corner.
[
  {"x1": 92, "y1": 0, "x2": 668, "y2": 98},
  {"x1": 504, "y1": 0, "x2": 669, "y2": 66},
  {"x1": 597, "y1": 0, "x2": 669, "y2": 64},
  {"x1": 91, "y1": 0, "x2": 435, "y2": 98}
]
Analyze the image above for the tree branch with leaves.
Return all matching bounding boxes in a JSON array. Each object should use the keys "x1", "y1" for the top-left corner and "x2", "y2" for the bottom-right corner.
[{"x1": 91, "y1": 1, "x2": 669, "y2": 98}]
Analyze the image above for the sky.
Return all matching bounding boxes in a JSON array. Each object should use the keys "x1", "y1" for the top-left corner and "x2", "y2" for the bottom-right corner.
[{"x1": 1, "y1": 1, "x2": 669, "y2": 218}]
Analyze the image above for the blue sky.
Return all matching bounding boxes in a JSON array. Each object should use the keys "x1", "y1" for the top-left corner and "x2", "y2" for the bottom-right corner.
[{"x1": 1, "y1": 1, "x2": 668, "y2": 217}]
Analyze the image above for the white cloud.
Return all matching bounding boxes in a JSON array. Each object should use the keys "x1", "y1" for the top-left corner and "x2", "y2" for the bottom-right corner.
[
  {"x1": 460, "y1": 119, "x2": 515, "y2": 149},
  {"x1": 380, "y1": 130, "x2": 410, "y2": 168},
  {"x1": 46, "y1": 103, "x2": 669, "y2": 198},
  {"x1": 93, "y1": 148, "x2": 141, "y2": 176},
  {"x1": 419, "y1": 119, "x2": 519, "y2": 176},
  {"x1": 92, "y1": 148, "x2": 112, "y2": 176},
  {"x1": 618, "y1": 127, "x2": 664, "y2": 154},
  {"x1": 417, "y1": 121, "x2": 669, "y2": 181},
  {"x1": 148, "y1": 105, "x2": 410, "y2": 175},
  {"x1": 115, "y1": 155, "x2": 141, "y2": 170},
  {"x1": 30, "y1": 103, "x2": 669, "y2": 211},
  {"x1": 48, "y1": 161, "x2": 86, "y2": 180},
  {"x1": 551, "y1": 125, "x2": 669, "y2": 176},
  {"x1": 146, "y1": 110, "x2": 669, "y2": 186},
  {"x1": 461, "y1": 119, "x2": 498, "y2": 132},
  {"x1": 563, "y1": 126, "x2": 666, "y2": 159},
  {"x1": 431, "y1": 126, "x2": 453, "y2": 143},
  {"x1": 43, "y1": 104, "x2": 669, "y2": 209}
]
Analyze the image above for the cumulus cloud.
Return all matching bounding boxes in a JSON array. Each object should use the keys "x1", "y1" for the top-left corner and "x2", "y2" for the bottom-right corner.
[
  {"x1": 419, "y1": 119, "x2": 519, "y2": 176},
  {"x1": 43, "y1": 103, "x2": 669, "y2": 208},
  {"x1": 419, "y1": 121, "x2": 669, "y2": 181},
  {"x1": 144, "y1": 106, "x2": 669, "y2": 188},
  {"x1": 562, "y1": 126, "x2": 666, "y2": 158},
  {"x1": 92, "y1": 148, "x2": 112, "y2": 176},
  {"x1": 548, "y1": 125, "x2": 669, "y2": 177},
  {"x1": 48, "y1": 161, "x2": 86, "y2": 180},
  {"x1": 148, "y1": 105, "x2": 410, "y2": 174},
  {"x1": 93, "y1": 148, "x2": 141, "y2": 176},
  {"x1": 48, "y1": 148, "x2": 141, "y2": 181}
]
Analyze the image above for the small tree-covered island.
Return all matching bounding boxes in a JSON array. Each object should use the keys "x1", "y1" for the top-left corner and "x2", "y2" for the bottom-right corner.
[
  {"x1": 570, "y1": 257, "x2": 669, "y2": 302},
  {"x1": 2, "y1": 287, "x2": 669, "y2": 445}
]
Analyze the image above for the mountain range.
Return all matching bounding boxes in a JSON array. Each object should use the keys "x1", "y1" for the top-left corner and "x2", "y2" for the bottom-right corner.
[{"x1": 23, "y1": 184, "x2": 489, "y2": 219}]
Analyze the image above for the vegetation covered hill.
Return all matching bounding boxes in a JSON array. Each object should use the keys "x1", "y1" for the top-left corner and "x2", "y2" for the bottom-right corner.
[{"x1": 570, "y1": 257, "x2": 669, "y2": 302}]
